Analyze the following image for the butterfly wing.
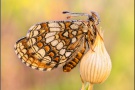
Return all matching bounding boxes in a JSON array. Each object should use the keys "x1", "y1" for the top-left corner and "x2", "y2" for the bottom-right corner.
[{"x1": 14, "y1": 21, "x2": 88, "y2": 71}]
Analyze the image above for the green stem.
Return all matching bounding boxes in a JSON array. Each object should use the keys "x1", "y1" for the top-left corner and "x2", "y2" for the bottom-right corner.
[
  {"x1": 88, "y1": 83, "x2": 94, "y2": 90},
  {"x1": 81, "y1": 82, "x2": 85, "y2": 90}
]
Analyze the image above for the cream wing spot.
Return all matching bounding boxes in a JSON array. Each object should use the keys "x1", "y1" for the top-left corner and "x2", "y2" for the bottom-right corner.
[
  {"x1": 29, "y1": 32, "x2": 33, "y2": 38},
  {"x1": 72, "y1": 31, "x2": 77, "y2": 35},
  {"x1": 31, "y1": 66, "x2": 37, "y2": 69},
  {"x1": 20, "y1": 45, "x2": 24, "y2": 49},
  {"x1": 16, "y1": 43, "x2": 20, "y2": 48},
  {"x1": 38, "y1": 49, "x2": 46, "y2": 57},
  {"x1": 83, "y1": 29, "x2": 88, "y2": 33},
  {"x1": 50, "y1": 63, "x2": 56, "y2": 67},
  {"x1": 34, "y1": 53, "x2": 42, "y2": 59},
  {"x1": 65, "y1": 52, "x2": 71, "y2": 57},
  {"x1": 32, "y1": 62, "x2": 38, "y2": 67},
  {"x1": 24, "y1": 55, "x2": 28, "y2": 59},
  {"x1": 70, "y1": 24, "x2": 79, "y2": 29},
  {"x1": 51, "y1": 40, "x2": 58, "y2": 46},
  {"x1": 61, "y1": 40, "x2": 66, "y2": 45},
  {"x1": 63, "y1": 31, "x2": 69, "y2": 37},
  {"x1": 18, "y1": 54, "x2": 21, "y2": 59},
  {"x1": 82, "y1": 26, "x2": 88, "y2": 32},
  {"x1": 59, "y1": 22, "x2": 65, "y2": 29},
  {"x1": 41, "y1": 60, "x2": 47, "y2": 64},
  {"x1": 59, "y1": 49, "x2": 66, "y2": 55},
  {"x1": 56, "y1": 42, "x2": 64, "y2": 50},
  {"x1": 27, "y1": 39, "x2": 32, "y2": 45},
  {"x1": 59, "y1": 57, "x2": 67, "y2": 64},
  {"x1": 32, "y1": 45, "x2": 39, "y2": 52},
  {"x1": 33, "y1": 31, "x2": 39, "y2": 37},
  {"x1": 74, "y1": 21, "x2": 82, "y2": 25},
  {"x1": 55, "y1": 35, "x2": 59, "y2": 39},
  {"x1": 22, "y1": 56, "x2": 27, "y2": 61},
  {"x1": 45, "y1": 32, "x2": 56, "y2": 38},
  {"x1": 21, "y1": 59, "x2": 25, "y2": 63},
  {"x1": 36, "y1": 25, "x2": 41, "y2": 29},
  {"x1": 19, "y1": 52, "x2": 24, "y2": 57},
  {"x1": 22, "y1": 49, "x2": 27, "y2": 54},
  {"x1": 38, "y1": 68, "x2": 44, "y2": 71},
  {"x1": 46, "y1": 36, "x2": 55, "y2": 43},
  {"x1": 47, "y1": 68, "x2": 52, "y2": 71},
  {"x1": 50, "y1": 28, "x2": 61, "y2": 31},
  {"x1": 17, "y1": 48, "x2": 20, "y2": 52},
  {"x1": 18, "y1": 43, "x2": 22, "y2": 47},
  {"x1": 44, "y1": 56, "x2": 51, "y2": 62},
  {"x1": 61, "y1": 56, "x2": 66, "y2": 60},
  {"x1": 27, "y1": 41, "x2": 30, "y2": 46},
  {"x1": 26, "y1": 63, "x2": 30, "y2": 66},
  {"x1": 30, "y1": 38, "x2": 36, "y2": 44},
  {"x1": 48, "y1": 23, "x2": 60, "y2": 27},
  {"x1": 71, "y1": 37, "x2": 77, "y2": 43}
]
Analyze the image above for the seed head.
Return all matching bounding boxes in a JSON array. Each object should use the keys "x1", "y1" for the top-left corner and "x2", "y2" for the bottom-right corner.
[{"x1": 80, "y1": 31, "x2": 112, "y2": 90}]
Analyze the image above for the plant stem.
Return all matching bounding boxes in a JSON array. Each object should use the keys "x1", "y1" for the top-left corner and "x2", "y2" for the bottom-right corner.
[
  {"x1": 88, "y1": 83, "x2": 94, "y2": 90},
  {"x1": 81, "y1": 81, "x2": 85, "y2": 90}
]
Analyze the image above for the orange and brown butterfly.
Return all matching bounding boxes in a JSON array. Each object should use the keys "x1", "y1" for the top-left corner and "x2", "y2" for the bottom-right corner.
[{"x1": 14, "y1": 11, "x2": 100, "y2": 72}]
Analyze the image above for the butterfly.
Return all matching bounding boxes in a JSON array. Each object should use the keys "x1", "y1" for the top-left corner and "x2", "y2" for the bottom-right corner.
[{"x1": 14, "y1": 11, "x2": 100, "y2": 72}]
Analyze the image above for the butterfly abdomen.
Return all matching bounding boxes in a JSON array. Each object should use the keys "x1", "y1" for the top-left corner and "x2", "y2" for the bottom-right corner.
[{"x1": 63, "y1": 47, "x2": 86, "y2": 72}]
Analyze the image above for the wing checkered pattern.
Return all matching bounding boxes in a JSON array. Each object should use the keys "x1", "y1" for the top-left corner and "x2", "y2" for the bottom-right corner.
[{"x1": 14, "y1": 11, "x2": 99, "y2": 72}]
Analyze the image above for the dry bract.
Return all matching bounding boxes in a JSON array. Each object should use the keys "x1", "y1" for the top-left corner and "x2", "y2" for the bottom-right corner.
[{"x1": 80, "y1": 32, "x2": 112, "y2": 90}]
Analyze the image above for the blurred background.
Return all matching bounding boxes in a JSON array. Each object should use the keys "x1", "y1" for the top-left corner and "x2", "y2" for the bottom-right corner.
[{"x1": 1, "y1": 0, "x2": 134, "y2": 90}]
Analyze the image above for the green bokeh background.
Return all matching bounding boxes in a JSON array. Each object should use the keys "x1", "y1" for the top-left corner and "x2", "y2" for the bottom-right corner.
[{"x1": 1, "y1": 0, "x2": 134, "y2": 90}]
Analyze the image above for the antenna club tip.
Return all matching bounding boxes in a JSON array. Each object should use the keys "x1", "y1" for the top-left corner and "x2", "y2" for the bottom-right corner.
[{"x1": 62, "y1": 11, "x2": 70, "y2": 14}]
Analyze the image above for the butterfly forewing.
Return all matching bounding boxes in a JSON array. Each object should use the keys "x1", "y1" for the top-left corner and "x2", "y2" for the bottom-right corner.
[{"x1": 14, "y1": 20, "x2": 90, "y2": 71}]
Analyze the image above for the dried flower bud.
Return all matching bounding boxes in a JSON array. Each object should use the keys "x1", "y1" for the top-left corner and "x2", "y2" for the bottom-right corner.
[{"x1": 80, "y1": 32, "x2": 112, "y2": 90}]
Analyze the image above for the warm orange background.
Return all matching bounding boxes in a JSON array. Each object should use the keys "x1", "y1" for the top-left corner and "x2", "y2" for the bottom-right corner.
[{"x1": 1, "y1": 0, "x2": 134, "y2": 90}]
